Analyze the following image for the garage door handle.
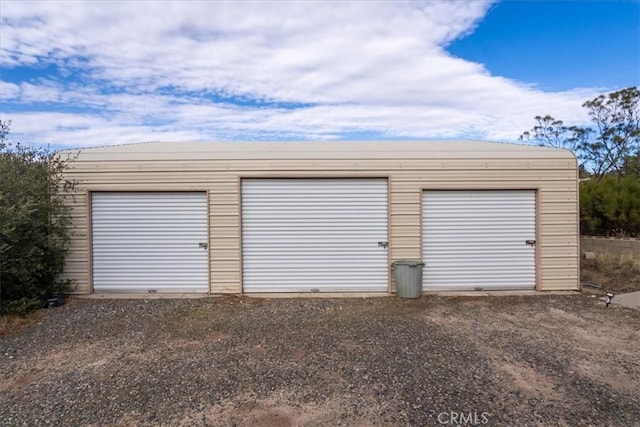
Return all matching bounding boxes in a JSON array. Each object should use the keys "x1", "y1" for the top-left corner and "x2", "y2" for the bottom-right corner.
[
  {"x1": 198, "y1": 242, "x2": 208, "y2": 249},
  {"x1": 525, "y1": 240, "x2": 536, "y2": 246},
  {"x1": 378, "y1": 241, "x2": 388, "y2": 248}
]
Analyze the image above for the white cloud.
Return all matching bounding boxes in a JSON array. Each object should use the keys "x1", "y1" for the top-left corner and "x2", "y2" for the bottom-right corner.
[
  {"x1": 0, "y1": 80, "x2": 21, "y2": 99},
  {"x1": 0, "y1": 0, "x2": 604, "y2": 147}
]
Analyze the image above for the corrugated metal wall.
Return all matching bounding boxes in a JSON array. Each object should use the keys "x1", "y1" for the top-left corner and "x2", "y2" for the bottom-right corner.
[
  {"x1": 60, "y1": 154, "x2": 579, "y2": 293},
  {"x1": 422, "y1": 190, "x2": 536, "y2": 290},
  {"x1": 242, "y1": 179, "x2": 388, "y2": 292}
]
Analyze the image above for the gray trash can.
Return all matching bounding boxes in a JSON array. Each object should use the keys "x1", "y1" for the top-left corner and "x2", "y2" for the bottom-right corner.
[{"x1": 393, "y1": 260, "x2": 425, "y2": 299}]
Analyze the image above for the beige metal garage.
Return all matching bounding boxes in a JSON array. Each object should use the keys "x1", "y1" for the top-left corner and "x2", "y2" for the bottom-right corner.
[{"x1": 59, "y1": 141, "x2": 579, "y2": 294}]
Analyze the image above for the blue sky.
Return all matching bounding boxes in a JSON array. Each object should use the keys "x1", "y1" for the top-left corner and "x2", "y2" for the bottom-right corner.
[
  {"x1": 0, "y1": 0, "x2": 638, "y2": 148},
  {"x1": 448, "y1": 1, "x2": 640, "y2": 92}
]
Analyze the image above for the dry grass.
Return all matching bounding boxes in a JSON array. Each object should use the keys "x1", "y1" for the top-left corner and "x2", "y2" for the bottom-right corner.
[
  {"x1": 0, "y1": 310, "x2": 45, "y2": 338},
  {"x1": 581, "y1": 253, "x2": 640, "y2": 293}
]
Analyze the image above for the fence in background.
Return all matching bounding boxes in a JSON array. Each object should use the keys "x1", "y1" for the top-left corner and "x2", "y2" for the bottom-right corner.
[{"x1": 581, "y1": 236, "x2": 640, "y2": 257}]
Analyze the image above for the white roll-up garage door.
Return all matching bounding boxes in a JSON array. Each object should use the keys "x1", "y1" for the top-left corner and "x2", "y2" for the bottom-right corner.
[
  {"x1": 92, "y1": 192, "x2": 209, "y2": 293},
  {"x1": 242, "y1": 179, "x2": 389, "y2": 293},
  {"x1": 422, "y1": 190, "x2": 536, "y2": 291}
]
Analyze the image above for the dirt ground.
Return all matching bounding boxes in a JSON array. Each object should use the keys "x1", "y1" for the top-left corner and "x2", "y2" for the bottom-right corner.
[
  {"x1": 1, "y1": 294, "x2": 639, "y2": 426},
  {"x1": 581, "y1": 254, "x2": 640, "y2": 294}
]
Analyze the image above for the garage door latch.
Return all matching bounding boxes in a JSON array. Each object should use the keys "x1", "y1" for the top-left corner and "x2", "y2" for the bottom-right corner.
[
  {"x1": 198, "y1": 242, "x2": 208, "y2": 249},
  {"x1": 525, "y1": 240, "x2": 536, "y2": 246}
]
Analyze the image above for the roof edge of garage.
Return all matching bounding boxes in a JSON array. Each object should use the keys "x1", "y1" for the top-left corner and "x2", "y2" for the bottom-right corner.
[{"x1": 58, "y1": 140, "x2": 577, "y2": 160}]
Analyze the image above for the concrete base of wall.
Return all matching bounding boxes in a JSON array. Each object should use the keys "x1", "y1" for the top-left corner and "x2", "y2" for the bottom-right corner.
[
  {"x1": 74, "y1": 290, "x2": 582, "y2": 299},
  {"x1": 76, "y1": 293, "x2": 217, "y2": 299},
  {"x1": 423, "y1": 290, "x2": 580, "y2": 297},
  {"x1": 245, "y1": 292, "x2": 389, "y2": 298}
]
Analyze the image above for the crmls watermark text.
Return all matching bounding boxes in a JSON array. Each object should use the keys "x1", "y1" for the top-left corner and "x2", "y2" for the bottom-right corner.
[{"x1": 437, "y1": 411, "x2": 490, "y2": 425}]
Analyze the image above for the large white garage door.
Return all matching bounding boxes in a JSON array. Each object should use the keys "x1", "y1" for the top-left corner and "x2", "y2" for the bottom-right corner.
[
  {"x1": 422, "y1": 190, "x2": 536, "y2": 291},
  {"x1": 92, "y1": 192, "x2": 209, "y2": 293},
  {"x1": 242, "y1": 179, "x2": 389, "y2": 292}
]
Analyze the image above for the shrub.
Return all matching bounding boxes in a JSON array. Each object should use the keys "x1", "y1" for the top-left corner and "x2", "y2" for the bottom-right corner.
[
  {"x1": 1, "y1": 297, "x2": 47, "y2": 316},
  {"x1": 0, "y1": 121, "x2": 76, "y2": 314}
]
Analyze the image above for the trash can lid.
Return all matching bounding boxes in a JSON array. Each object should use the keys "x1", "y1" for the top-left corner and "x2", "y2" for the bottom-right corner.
[{"x1": 393, "y1": 259, "x2": 425, "y2": 267}]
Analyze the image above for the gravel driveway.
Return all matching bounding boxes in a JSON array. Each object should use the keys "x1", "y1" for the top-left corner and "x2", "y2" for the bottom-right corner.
[{"x1": 1, "y1": 294, "x2": 639, "y2": 426}]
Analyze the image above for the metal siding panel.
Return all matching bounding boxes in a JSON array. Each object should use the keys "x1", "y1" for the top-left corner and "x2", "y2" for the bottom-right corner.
[
  {"x1": 92, "y1": 192, "x2": 208, "y2": 292},
  {"x1": 422, "y1": 190, "x2": 536, "y2": 291},
  {"x1": 62, "y1": 141, "x2": 576, "y2": 161},
  {"x1": 57, "y1": 190, "x2": 90, "y2": 293},
  {"x1": 242, "y1": 179, "x2": 388, "y2": 292},
  {"x1": 61, "y1": 150, "x2": 578, "y2": 294}
]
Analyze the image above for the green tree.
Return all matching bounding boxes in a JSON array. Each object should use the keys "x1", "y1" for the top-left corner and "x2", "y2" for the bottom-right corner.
[
  {"x1": 1, "y1": 120, "x2": 76, "y2": 314},
  {"x1": 518, "y1": 115, "x2": 580, "y2": 151},
  {"x1": 520, "y1": 87, "x2": 640, "y2": 181},
  {"x1": 621, "y1": 153, "x2": 640, "y2": 178},
  {"x1": 580, "y1": 175, "x2": 640, "y2": 237}
]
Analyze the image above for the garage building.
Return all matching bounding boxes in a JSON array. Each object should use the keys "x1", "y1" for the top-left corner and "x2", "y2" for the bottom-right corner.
[{"x1": 59, "y1": 141, "x2": 579, "y2": 294}]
